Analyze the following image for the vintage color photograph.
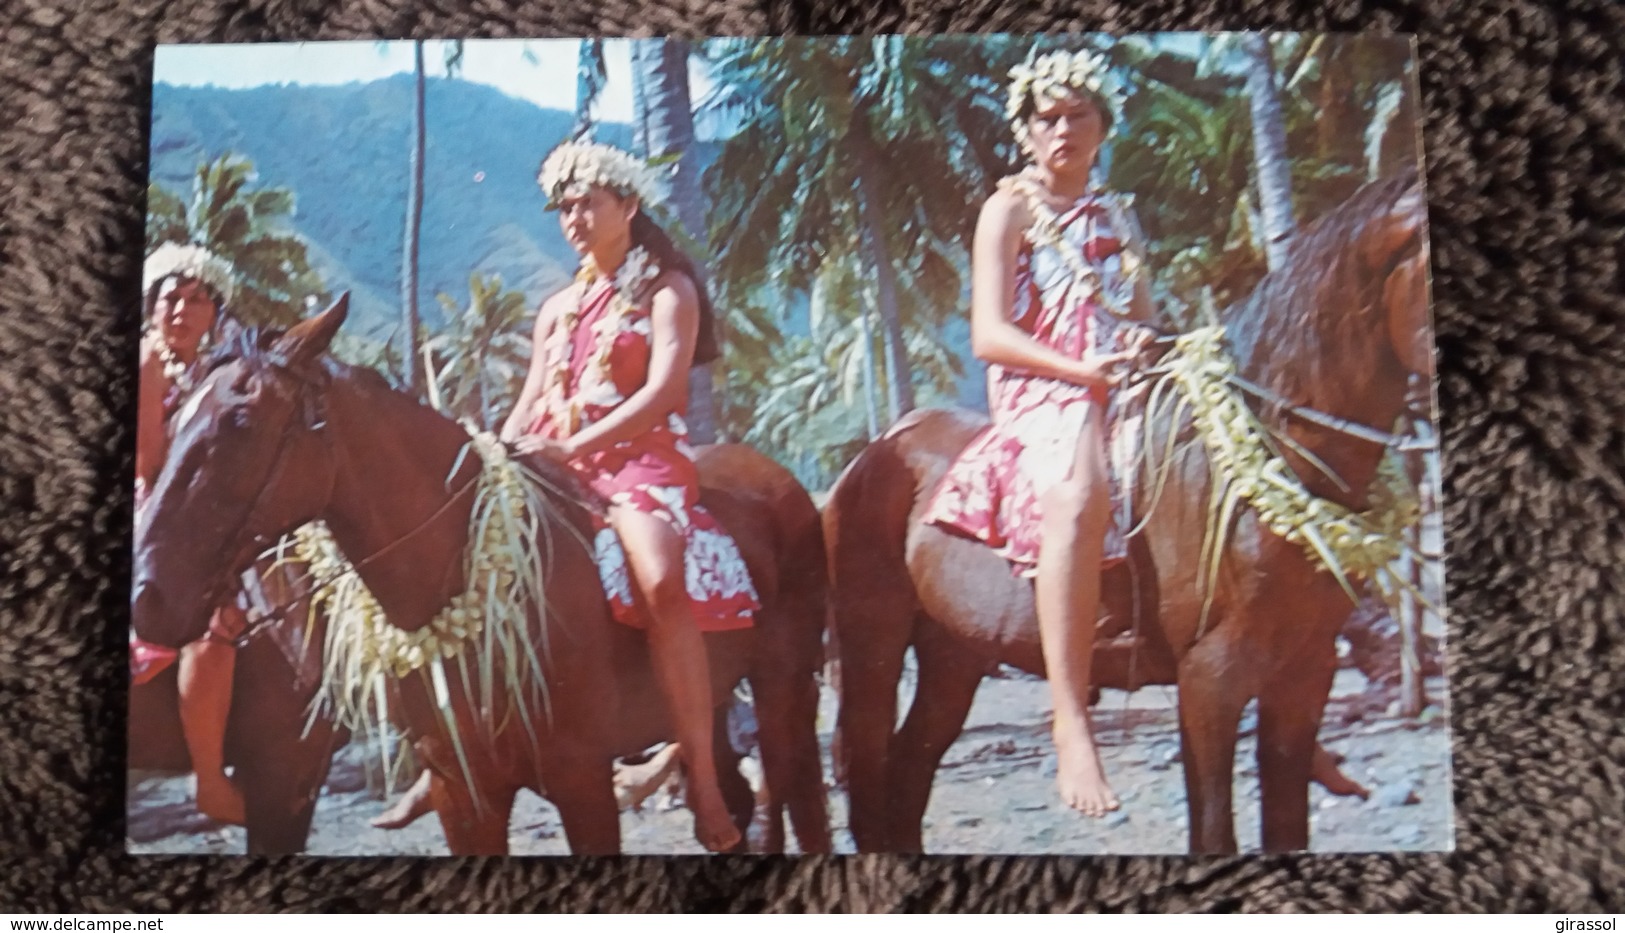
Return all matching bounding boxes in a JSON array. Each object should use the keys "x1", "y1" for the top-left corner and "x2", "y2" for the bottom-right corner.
[{"x1": 127, "y1": 34, "x2": 1451, "y2": 856}]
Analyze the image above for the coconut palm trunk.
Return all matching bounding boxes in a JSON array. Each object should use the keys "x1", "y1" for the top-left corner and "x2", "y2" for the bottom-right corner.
[
  {"x1": 1242, "y1": 33, "x2": 1297, "y2": 272},
  {"x1": 851, "y1": 123, "x2": 914, "y2": 422},
  {"x1": 400, "y1": 41, "x2": 427, "y2": 395},
  {"x1": 632, "y1": 38, "x2": 719, "y2": 442}
]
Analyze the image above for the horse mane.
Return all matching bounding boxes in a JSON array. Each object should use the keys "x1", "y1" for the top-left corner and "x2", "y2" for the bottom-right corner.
[{"x1": 1222, "y1": 170, "x2": 1422, "y2": 414}]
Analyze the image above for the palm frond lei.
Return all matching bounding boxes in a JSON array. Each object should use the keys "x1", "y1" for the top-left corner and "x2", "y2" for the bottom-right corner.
[
  {"x1": 1139, "y1": 326, "x2": 1426, "y2": 632},
  {"x1": 284, "y1": 431, "x2": 580, "y2": 806}
]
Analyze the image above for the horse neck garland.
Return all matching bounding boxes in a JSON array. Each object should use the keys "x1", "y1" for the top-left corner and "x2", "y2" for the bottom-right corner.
[
  {"x1": 536, "y1": 246, "x2": 661, "y2": 436},
  {"x1": 1143, "y1": 326, "x2": 1424, "y2": 626},
  {"x1": 288, "y1": 431, "x2": 567, "y2": 793}
]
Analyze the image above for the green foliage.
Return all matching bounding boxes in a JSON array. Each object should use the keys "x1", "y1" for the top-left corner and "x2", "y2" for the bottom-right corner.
[
  {"x1": 702, "y1": 36, "x2": 1016, "y2": 484},
  {"x1": 1109, "y1": 35, "x2": 1418, "y2": 321},
  {"x1": 424, "y1": 273, "x2": 533, "y2": 429},
  {"x1": 145, "y1": 152, "x2": 326, "y2": 328}
]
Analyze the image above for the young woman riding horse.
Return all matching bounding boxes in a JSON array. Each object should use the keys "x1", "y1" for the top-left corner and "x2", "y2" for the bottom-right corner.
[
  {"x1": 132, "y1": 243, "x2": 247, "y2": 826},
  {"x1": 375, "y1": 142, "x2": 755, "y2": 853},
  {"x1": 922, "y1": 50, "x2": 1157, "y2": 818}
]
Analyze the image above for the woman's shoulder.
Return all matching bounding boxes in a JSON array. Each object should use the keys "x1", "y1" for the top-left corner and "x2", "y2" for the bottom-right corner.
[
  {"x1": 981, "y1": 179, "x2": 1036, "y2": 235},
  {"x1": 648, "y1": 265, "x2": 698, "y2": 309}
]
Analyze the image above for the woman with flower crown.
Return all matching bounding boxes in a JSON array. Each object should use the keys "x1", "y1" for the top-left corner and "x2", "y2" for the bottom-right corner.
[
  {"x1": 133, "y1": 243, "x2": 250, "y2": 826},
  {"x1": 487, "y1": 141, "x2": 754, "y2": 852},
  {"x1": 922, "y1": 49, "x2": 1158, "y2": 817}
]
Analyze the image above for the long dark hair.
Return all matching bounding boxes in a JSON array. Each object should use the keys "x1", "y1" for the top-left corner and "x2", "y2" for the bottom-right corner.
[{"x1": 630, "y1": 212, "x2": 720, "y2": 367}]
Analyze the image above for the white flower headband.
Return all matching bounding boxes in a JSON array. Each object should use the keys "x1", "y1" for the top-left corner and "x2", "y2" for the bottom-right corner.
[
  {"x1": 143, "y1": 242, "x2": 237, "y2": 304},
  {"x1": 1006, "y1": 49, "x2": 1128, "y2": 150},
  {"x1": 537, "y1": 141, "x2": 667, "y2": 209}
]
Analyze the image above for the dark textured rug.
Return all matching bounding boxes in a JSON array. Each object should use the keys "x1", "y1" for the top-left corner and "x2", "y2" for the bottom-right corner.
[{"x1": 1, "y1": 0, "x2": 1622, "y2": 913}]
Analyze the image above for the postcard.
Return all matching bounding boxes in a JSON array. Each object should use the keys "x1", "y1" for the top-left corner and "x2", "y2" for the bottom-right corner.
[{"x1": 127, "y1": 34, "x2": 1451, "y2": 856}]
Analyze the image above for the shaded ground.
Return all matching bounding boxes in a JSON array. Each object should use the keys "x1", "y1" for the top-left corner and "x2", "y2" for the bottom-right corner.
[{"x1": 128, "y1": 668, "x2": 1451, "y2": 855}]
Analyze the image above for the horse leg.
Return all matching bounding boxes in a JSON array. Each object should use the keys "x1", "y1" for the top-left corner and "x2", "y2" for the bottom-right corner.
[
  {"x1": 430, "y1": 771, "x2": 517, "y2": 856},
  {"x1": 886, "y1": 622, "x2": 984, "y2": 853},
  {"x1": 539, "y1": 751, "x2": 621, "y2": 856},
  {"x1": 836, "y1": 610, "x2": 912, "y2": 852},
  {"x1": 239, "y1": 724, "x2": 334, "y2": 855},
  {"x1": 711, "y1": 706, "x2": 756, "y2": 853},
  {"x1": 230, "y1": 639, "x2": 337, "y2": 855},
  {"x1": 751, "y1": 659, "x2": 832, "y2": 854},
  {"x1": 1176, "y1": 623, "x2": 1253, "y2": 855},
  {"x1": 1257, "y1": 650, "x2": 1338, "y2": 852}
]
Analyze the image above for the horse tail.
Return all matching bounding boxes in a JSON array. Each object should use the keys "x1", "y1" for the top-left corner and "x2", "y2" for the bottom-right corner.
[
  {"x1": 769, "y1": 460, "x2": 835, "y2": 852},
  {"x1": 822, "y1": 417, "x2": 930, "y2": 852}
]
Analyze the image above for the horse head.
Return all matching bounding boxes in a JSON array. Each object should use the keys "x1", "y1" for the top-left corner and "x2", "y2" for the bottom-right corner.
[
  {"x1": 1323, "y1": 172, "x2": 1432, "y2": 384},
  {"x1": 1226, "y1": 172, "x2": 1432, "y2": 504},
  {"x1": 1362, "y1": 179, "x2": 1432, "y2": 378},
  {"x1": 132, "y1": 294, "x2": 350, "y2": 649}
]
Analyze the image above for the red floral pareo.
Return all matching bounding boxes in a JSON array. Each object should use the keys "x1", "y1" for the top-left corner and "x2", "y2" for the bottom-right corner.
[
  {"x1": 528, "y1": 269, "x2": 758, "y2": 632},
  {"x1": 923, "y1": 186, "x2": 1147, "y2": 578}
]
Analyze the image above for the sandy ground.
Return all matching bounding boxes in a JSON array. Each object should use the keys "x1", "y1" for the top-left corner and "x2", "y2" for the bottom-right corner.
[{"x1": 127, "y1": 667, "x2": 1452, "y2": 856}]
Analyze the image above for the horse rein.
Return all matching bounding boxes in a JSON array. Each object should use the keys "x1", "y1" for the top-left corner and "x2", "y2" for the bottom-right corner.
[
  {"x1": 220, "y1": 372, "x2": 486, "y2": 650},
  {"x1": 1128, "y1": 334, "x2": 1433, "y2": 453},
  {"x1": 207, "y1": 365, "x2": 339, "y2": 648}
]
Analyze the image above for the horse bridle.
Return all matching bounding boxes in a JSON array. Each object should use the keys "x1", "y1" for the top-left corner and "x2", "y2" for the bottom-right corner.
[
  {"x1": 203, "y1": 356, "x2": 339, "y2": 648},
  {"x1": 1129, "y1": 333, "x2": 1432, "y2": 453},
  {"x1": 213, "y1": 361, "x2": 483, "y2": 650}
]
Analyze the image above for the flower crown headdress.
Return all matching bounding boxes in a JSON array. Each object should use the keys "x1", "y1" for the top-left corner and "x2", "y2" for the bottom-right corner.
[
  {"x1": 537, "y1": 141, "x2": 668, "y2": 210},
  {"x1": 1006, "y1": 49, "x2": 1128, "y2": 151},
  {"x1": 142, "y1": 242, "x2": 237, "y2": 305}
]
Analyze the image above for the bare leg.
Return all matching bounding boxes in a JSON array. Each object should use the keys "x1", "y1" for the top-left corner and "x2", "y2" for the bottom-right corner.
[
  {"x1": 372, "y1": 769, "x2": 435, "y2": 829},
  {"x1": 612, "y1": 506, "x2": 742, "y2": 853},
  {"x1": 1034, "y1": 408, "x2": 1120, "y2": 817},
  {"x1": 178, "y1": 609, "x2": 245, "y2": 825}
]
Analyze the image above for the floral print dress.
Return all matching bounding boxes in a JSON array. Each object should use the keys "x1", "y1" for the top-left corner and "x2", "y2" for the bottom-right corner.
[
  {"x1": 528, "y1": 262, "x2": 759, "y2": 631},
  {"x1": 923, "y1": 182, "x2": 1147, "y2": 577}
]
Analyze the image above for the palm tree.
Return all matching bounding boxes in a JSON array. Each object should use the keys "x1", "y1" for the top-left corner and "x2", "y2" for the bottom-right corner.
[
  {"x1": 1110, "y1": 39, "x2": 1262, "y2": 319},
  {"x1": 703, "y1": 36, "x2": 1011, "y2": 428},
  {"x1": 145, "y1": 153, "x2": 325, "y2": 328},
  {"x1": 631, "y1": 38, "x2": 719, "y2": 443},
  {"x1": 575, "y1": 39, "x2": 607, "y2": 138},
  {"x1": 424, "y1": 273, "x2": 532, "y2": 428},
  {"x1": 1239, "y1": 33, "x2": 1297, "y2": 271},
  {"x1": 400, "y1": 41, "x2": 427, "y2": 396},
  {"x1": 397, "y1": 40, "x2": 468, "y2": 399},
  {"x1": 726, "y1": 243, "x2": 962, "y2": 489}
]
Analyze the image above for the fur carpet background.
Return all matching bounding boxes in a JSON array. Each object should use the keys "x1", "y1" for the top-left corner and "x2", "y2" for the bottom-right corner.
[{"x1": 1, "y1": 0, "x2": 1621, "y2": 913}]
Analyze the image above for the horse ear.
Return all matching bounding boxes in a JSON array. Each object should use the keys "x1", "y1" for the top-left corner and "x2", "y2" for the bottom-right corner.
[{"x1": 277, "y1": 293, "x2": 349, "y2": 367}]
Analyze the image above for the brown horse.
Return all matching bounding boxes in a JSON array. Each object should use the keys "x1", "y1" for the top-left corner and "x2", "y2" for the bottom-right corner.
[
  {"x1": 127, "y1": 559, "x2": 342, "y2": 854},
  {"x1": 130, "y1": 300, "x2": 831, "y2": 855},
  {"x1": 825, "y1": 173, "x2": 1431, "y2": 854}
]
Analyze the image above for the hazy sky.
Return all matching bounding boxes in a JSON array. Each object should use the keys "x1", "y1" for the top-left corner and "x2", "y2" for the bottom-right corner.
[{"x1": 153, "y1": 39, "x2": 714, "y2": 123}]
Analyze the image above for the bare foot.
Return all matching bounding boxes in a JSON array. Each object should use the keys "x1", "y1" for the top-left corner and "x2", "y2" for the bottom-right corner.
[
  {"x1": 194, "y1": 770, "x2": 246, "y2": 826},
  {"x1": 371, "y1": 771, "x2": 435, "y2": 830},
  {"x1": 1054, "y1": 719, "x2": 1120, "y2": 818},
  {"x1": 614, "y1": 744, "x2": 684, "y2": 812}
]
